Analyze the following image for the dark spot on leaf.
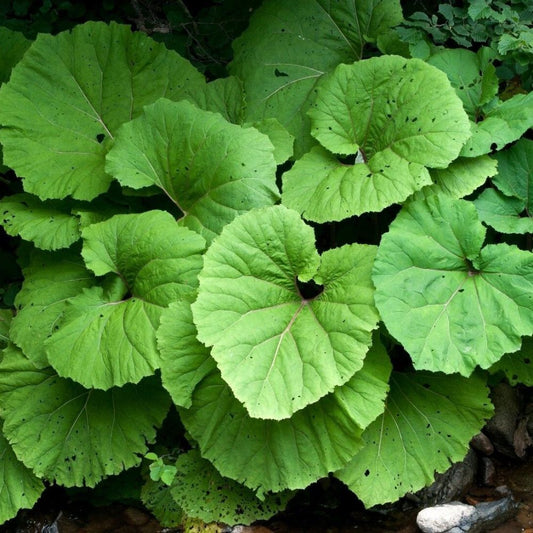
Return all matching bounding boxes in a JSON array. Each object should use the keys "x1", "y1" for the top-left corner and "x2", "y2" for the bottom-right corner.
[{"x1": 364, "y1": 469, "x2": 370, "y2": 476}]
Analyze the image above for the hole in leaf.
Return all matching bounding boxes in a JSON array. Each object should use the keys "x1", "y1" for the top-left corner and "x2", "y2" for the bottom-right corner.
[
  {"x1": 296, "y1": 278, "x2": 324, "y2": 300},
  {"x1": 338, "y1": 153, "x2": 357, "y2": 165},
  {"x1": 96, "y1": 133, "x2": 105, "y2": 143},
  {"x1": 274, "y1": 68, "x2": 289, "y2": 77}
]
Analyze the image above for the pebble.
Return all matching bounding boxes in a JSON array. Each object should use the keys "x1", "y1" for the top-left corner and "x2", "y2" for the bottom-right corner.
[
  {"x1": 416, "y1": 496, "x2": 518, "y2": 533},
  {"x1": 484, "y1": 383, "x2": 520, "y2": 458},
  {"x1": 470, "y1": 432, "x2": 494, "y2": 456},
  {"x1": 417, "y1": 502, "x2": 477, "y2": 532}
]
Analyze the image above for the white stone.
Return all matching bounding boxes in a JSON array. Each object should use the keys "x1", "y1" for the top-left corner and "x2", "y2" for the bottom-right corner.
[{"x1": 416, "y1": 502, "x2": 478, "y2": 533}]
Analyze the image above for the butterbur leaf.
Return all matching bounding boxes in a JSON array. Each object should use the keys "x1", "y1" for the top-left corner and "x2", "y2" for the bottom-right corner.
[
  {"x1": 373, "y1": 193, "x2": 533, "y2": 376},
  {"x1": 192, "y1": 205, "x2": 379, "y2": 420},
  {"x1": 180, "y1": 338, "x2": 391, "y2": 495},
  {"x1": 10, "y1": 249, "x2": 95, "y2": 368},
  {"x1": 0, "y1": 193, "x2": 80, "y2": 250},
  {"x1": 106, "y1": 99, "x2": 279, "y2": 243},
  {"x1": 282, "y1": 146, "x2": 432, "y2": 222},
  {"x1": 246, "y1": 118, "x2": 294, "y2": 165},
  {"x1": 490, "y1": 337, "x2": 533, "y2": 386},
  {"x1": 46, "y1": 211, "x2": 205, "y2": 389},
  {"x1": 141, "y1": 478, "x2": 184, "y2": 527},
  {"x1": 0, "y1": 310, "x2": 11, "y2": 350},
  {"x1": 230, "y1": 0, "x2": 403, "y2": 155},
  {"x1": 0, "y1": 21, "x2": 205, "y2": 201},
  {"x1": 0, "y1": 347, "x2": 170, "y2": 487},
  {"x1": 421, "y1": 156, "x2": 497, "y2": 199},
  {"x1": 492, "y1": 139, "x2": 533, "y2": 208},
  {"x1": 157, "y1": 301, "x2": 216, "y2": 409},
  {"x1": 308, "y1": 57, "x2": 470, "y2": 166},
  {"x1": 336, "y1": 371, "x2": 493, "y2": 507},
  {"x1": 474, "y1": 188, "x2": 533, "y2": 234},
  {"x1": 185, "y1": 76, "x2": 246, "y2": 124},
  {"x1": 283, "y1": 56, "x2": 470, "y2": 221},
  {"x1": 0, "y1": 27, "x2": 31, "y2": 85},
  {"x1": 461, "y1": 92, "x2": 533, "y2": 157},
  {"x1": 170, "y1": 450, "x2": 291, "y2": 525},
  {"x1": 0, "y1": 429, "x2": 44, "y2": 524},
  {"x1": 427, "y1": 48, "x2": 498, "y2": 117}
]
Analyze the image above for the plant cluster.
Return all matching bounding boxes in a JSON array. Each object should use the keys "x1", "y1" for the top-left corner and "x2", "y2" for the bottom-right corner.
[
  {"x1": 0, "y1": 0, "x2": 532, "y2": 528},
  {"x1": 396, "y1": 0, "x2": 533, "y2": 89}
]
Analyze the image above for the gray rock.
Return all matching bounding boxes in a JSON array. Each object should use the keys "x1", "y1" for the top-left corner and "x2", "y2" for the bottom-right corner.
[
  {"x1": 478, "y1": 457, "x2": 495, "y2": 486},
  {"x1": 416, "y1": 502, "x2": 477, "y2": 533},
  {"x1": 416, "y1": 496, "x2": 518, "y2": 533},
  {"x1": 469, "y1": 432, "x2": 494, "y2": 455},
  {"x1": 412, "y1": 449, "x2": 477, "y2": 505},
  {"x1": 470, "y1": 496, "x2": 519, "y2": 531},
  {"x1": 484, "y1": 382, "x2": 520, "y2": 457}
]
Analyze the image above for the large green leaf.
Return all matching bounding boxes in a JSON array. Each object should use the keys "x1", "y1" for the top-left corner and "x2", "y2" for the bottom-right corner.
[
  {"x1": 0, "y1": 27, "x2": 31, "y2": 85},
  {"x1": 0, "y1": 428, "x2": 44, "y2": 524},
  {"x1": 9, "y1": 248, "x2": 95, "y2": 368},
  {"x1": 492, "y1": 138, "x2": 533, "y2": 208},
  {"x1": 192, "y1": 205, "x2": 379, "y2": 420},
  {"x1": 421, "y1": 156, "x2": 497, "y2": 199},
  {"x1": 474, "y1": 188, "x2": 533, "y2": 234},
  {"x1": 157, "y1": 301, "x2": 216, "y2": 409},
  {"x1": 460, "y1": 92, "x2": 533, "y2": 157},
  {"x1": 141, "y1": 478, "x2": 184, "y2": 528},
  {"x1": 170, "y1": 450, "x2": 291, "y2": 525},
  {"x1": 0, "y1": 346, "x2": 170, "y2": 488},
  {"x1": 46, "y1": 211, "x2": 205, "y2": 389},
  {"x1": 229, "y1": 0, "x2": 403, "y2": 155},
  {"x1": 0, "y1": 310, "x2": 11, "y2": 350},
  {"x1": 373, "y1": 193, "x2": 533, "y2": 376},
  {"x1": 185, "y1": 76, "x2": 246, "y2": 124},
  {"x1": 106, "y1": 99, "x2": 279, "y2": 243},
  {"x1": 0, "y1": 21, "x2": 205, "y2": 201},
  {"x1": 427, "y1": 47, "x2": 498, "y2": 118},
  {"x1": 282, "y1": 56, "x2": 470, "y2": 221},
  {"x1": 180, "y1": 337, "x2": 391, "y2": 495},
  {"x1": 336, "y1": 371, "x2": 493, "y2": 507},
  {"x1": 0, "y1": 193, "x2": 81, "y2": 250},
  {"x1": 490, "y1": 336, "x2": 533, "y2": 386}
]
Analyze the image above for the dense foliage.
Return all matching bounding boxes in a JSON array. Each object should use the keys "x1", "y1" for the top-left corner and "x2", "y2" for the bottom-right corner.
[{"x1": 0, "y1": 0, "x2": 532, "y2": 527}]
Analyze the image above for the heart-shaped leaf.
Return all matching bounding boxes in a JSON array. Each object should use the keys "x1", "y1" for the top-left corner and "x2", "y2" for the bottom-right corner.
[
  {"x1": 192, "y1": 205, "x2": 379, "y2": 419},
  {"x1": 373, "y1": 193, "x2": 533, "y2": 376}
]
